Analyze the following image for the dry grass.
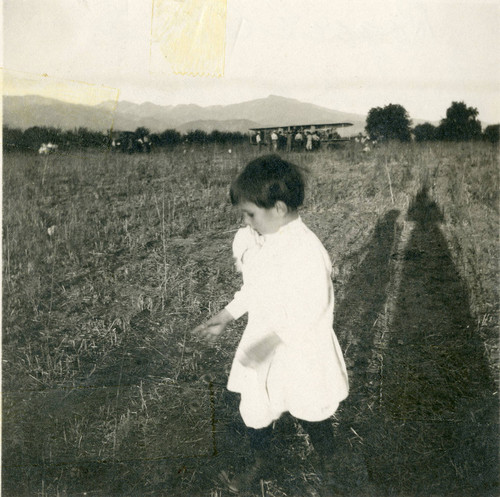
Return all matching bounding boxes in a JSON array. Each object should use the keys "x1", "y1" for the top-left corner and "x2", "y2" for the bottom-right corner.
[{"x1": 3, "y1": 141, "x2": 498, "y2": 496}]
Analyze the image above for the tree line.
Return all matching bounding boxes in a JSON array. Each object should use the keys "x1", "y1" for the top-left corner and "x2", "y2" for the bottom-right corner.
[
  {"x1": 2, "y1": 125, "x2": 248, "y2": 152},
  {"x1": 365, "y1": 101, "x2": 499, "y2": 144},
  {"x1": 3, "y1": 100, "x2": 498, "y2": 152}
]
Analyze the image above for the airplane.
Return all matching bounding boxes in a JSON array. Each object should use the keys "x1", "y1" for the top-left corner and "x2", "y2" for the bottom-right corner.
[{"x1": 249, "y1": 122, "x2": 353, "y2": 150}]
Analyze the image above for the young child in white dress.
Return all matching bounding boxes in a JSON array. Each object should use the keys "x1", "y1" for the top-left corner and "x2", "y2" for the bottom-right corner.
[{"x1": 193, "y1": 154, "x2": 349, "y2": 494}]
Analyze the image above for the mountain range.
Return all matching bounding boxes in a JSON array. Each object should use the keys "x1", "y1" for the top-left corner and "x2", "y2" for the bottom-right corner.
[{"x1": 3, "y1": 94, "x2": 369, "y2": 135}]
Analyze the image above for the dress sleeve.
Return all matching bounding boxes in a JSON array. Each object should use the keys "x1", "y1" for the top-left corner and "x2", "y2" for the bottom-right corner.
[
  {"x1": 225, "y1": 287, "x2": 249, "y2": 320},
  {"x1": 224, "y1": 228, "x2": 254, "y2": 320}
]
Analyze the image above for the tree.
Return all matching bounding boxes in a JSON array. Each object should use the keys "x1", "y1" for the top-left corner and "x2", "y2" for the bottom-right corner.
[
  {"x1": 21, "y1": 126, "x2": 62, "y2": 150},
  {"x1": 156, "y1": 129, "x2": 181, "y2": 147},
  {"x1": 437, "y1": 101, "x2": 481, "y2": 141},
  {"x1": 133, "y1": 127, "x2": 151, "y2": 152},
  {"x1": 74, "y1": 127, "x2": 107, "y2": 148},
  {"x1": 3, "y1": 126, "x2": 24, "y2": 151},
  {"x1": 482, "y1": 124, "x2": 499, "y2": 144},
  {"x1": 208, "y1": 130, "x2": 246, "y2": 145},
  {"x1": 365, "y1": 104, "x2": 412, "y2": 142},
  {"x1": 185, "y1": 129, "x2": 208, "y2": 144},
  {"x1": 209, "y1": 129, "x2": 226, "y2": 144},
  {"x1": 413, "y1": 123, "x2": 438, "y2": 142},
  {"x1": 134, "y1": 127, "x2": 150, "y2": 138}
]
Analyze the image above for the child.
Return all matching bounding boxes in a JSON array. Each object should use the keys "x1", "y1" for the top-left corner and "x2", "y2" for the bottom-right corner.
[{"x1": 193, "y1": 155, "x2": 349, "y2": 494}]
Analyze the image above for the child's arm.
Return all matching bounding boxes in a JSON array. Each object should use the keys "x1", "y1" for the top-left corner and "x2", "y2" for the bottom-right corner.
[
  {"x1": 193, "y1": 227, "x2": 255, "y2": 342},
  {"x1": 192, "y1": 309, "x2": 234, "y2": 342}
]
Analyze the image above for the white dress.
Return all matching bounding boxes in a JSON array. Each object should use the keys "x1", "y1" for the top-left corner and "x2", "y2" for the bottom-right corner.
[{"x1": 225, "y1": 217, "x2": 349, "y2": 429}]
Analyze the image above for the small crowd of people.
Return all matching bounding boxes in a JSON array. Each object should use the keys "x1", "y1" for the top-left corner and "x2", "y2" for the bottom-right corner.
[
  {"x1": 354, "y1": 133, "x2": 377, "y2": 152},
  {"x1": 38, "y1": 142, "x2": 59, "y2": 155},
  {"x1": 111, "y1": 133, "x2": 151, "y2": 153},
  {"x1": 253, "y1": 129, "x2": 325, "y2": 152}
]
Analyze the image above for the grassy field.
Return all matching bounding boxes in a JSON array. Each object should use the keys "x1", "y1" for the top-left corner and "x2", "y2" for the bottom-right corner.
[{"x1": 3, "y1": 141, "x2": 499, "y2": 496}]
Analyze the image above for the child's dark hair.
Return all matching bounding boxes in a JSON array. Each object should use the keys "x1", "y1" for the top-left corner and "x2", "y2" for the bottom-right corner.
[{"x1": 230, "y1": 155, "x2": 306, "y2": 210}]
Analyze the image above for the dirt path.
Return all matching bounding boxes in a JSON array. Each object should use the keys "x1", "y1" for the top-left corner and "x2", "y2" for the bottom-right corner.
[{"x1": 335, "y1": 187, "x2": 498, "y2": 496}]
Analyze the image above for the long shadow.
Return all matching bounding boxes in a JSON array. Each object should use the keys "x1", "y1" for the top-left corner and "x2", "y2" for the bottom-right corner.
[
  {"x1": 376, "y1": 187, "x2": 498, "y2": 496},
  {"x1": 335, "y1": 209, "x2": 401, "y2": 389},
  {"x1": 331, "y1": 209, "x2": 402, "y2": 493}
]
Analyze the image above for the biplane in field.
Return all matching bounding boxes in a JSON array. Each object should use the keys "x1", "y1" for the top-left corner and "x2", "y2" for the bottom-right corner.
[{"x1": 249, "y1": 122, "x2": 353, "y2": 151}]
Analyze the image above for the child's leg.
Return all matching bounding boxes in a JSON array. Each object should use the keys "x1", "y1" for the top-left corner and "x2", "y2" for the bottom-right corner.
[
  {"x1": 299, "y1": 418, "x2": 336, "y2": 460},
  {"x1": 228, "y1": 425, "x2": 273, "y2": 493},
  {"x1": 299, "y1": 418, "x2": 340, "y2": 495},
  {"x1": 247, "y1": 425, "x2": 273, "y2": 453}
]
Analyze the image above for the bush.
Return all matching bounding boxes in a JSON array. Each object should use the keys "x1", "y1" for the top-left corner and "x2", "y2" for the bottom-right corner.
[
  {"x1": 482, "y1": 124, "x2": 499, "y2": 144},
  {"x1": 366, "y1": 104, "x2": 412, "y2": 142},
  {"x1": 413, "y1": 123, "x2": 438, "y2": 142}
]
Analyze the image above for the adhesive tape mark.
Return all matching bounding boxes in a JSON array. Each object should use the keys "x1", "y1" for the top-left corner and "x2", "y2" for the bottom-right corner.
[{"x1": 151, "y1": 0, "x2": 227, "y2": 77}]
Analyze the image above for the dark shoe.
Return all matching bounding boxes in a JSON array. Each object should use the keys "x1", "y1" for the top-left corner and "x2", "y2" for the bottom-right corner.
[
  {"x1": 315, "y1": 458, "x2": 345, "y2": 497},
  {"x1": 226, "y1": 457, "x2": 264, "y2": 495},
  {"x1": 318, "y1": 476, "x2": 343, "y2": 497}
]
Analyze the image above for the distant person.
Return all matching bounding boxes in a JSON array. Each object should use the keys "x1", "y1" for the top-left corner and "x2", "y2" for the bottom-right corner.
[
  {"x1": 306, "y1": 132, "x2": 313, "y2": 151},
  {"x1": 193, "y1": 155, "x2": 349, "y2": 495},
  {"x1": 294, "y1": 131, "x2": 303, "y2": 151},
  {"x1": 271, "y1": 130, "x2": 278, "y2": 151},
  {"x1": 286, "y1": 131, "x2": 293, "y2": 152},
  {"x1": 277, "y1": 131, "x2": 287, "y2": 151},
  {"x1": 255, "y1": 132, "x2": 262, "y2": 151},
  {"x1": 312, "y1": 132, "x2": 320, "y2": 150}
]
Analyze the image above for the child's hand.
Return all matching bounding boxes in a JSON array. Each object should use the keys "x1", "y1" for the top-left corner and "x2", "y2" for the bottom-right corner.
[
  {"x1": 239, "y1": 332, "x2": 282, "y2": 368},
  {"x1": 192, "y1": 309, "x2": 234, "y2": 342}
]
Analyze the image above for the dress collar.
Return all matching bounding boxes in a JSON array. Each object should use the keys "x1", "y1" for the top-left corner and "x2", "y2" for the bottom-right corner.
[{"x1": 263, "y1": 216, "x2": 303, "y2": 241}]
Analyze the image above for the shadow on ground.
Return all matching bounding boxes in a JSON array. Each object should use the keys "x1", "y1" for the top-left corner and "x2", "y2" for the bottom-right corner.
[
  {"x1": 332, "y1": 208, "x2": 402, "y2": 495},
  {"x1": 375, "y1": 187, "x2": 498, "y2": 496},
  {"x1": 336, "y1": 188, "x2": 498, "y2": 496},
  {"x1": 4, "y1": 190, "x2": 498, "y2": 497},
  {"x1": 2, "y1": 306, "x2": 221, "y2": 496}
]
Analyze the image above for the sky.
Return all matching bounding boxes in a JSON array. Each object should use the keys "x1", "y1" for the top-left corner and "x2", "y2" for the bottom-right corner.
[{"x1": 3, "y1": 0, "x2": 500, "y2": 124}]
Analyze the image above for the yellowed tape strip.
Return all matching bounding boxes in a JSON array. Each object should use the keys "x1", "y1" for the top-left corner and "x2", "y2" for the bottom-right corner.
[
  {"x1": 152, "y1": 0, "x2": 227, "y2": 77},
  {"x1": 2, "y1": 69, "x2": 120, "y2": 130},
  {"x1": 3, "y1": 69, "x2": 119, "y2": 107}
]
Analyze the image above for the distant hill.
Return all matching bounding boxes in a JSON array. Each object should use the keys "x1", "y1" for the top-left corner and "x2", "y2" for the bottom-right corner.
[
  {"x1": 3, "y1": 94, "x2": 368, "y2": 135},
  {"x1": 3, "y1": 95, "x2": 122, "y2": 131},
  {"x1": 217, "y1": 95, "x2": 365, "y2": 128},
  {"x1": 177, "y1": 119, "x2": 261, "y2": 134}
]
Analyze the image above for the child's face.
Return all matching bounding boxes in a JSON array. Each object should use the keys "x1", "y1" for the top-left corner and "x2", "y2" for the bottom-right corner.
[{"x1": 238, "y1": 201, "x2": 283, "y2": 235}]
